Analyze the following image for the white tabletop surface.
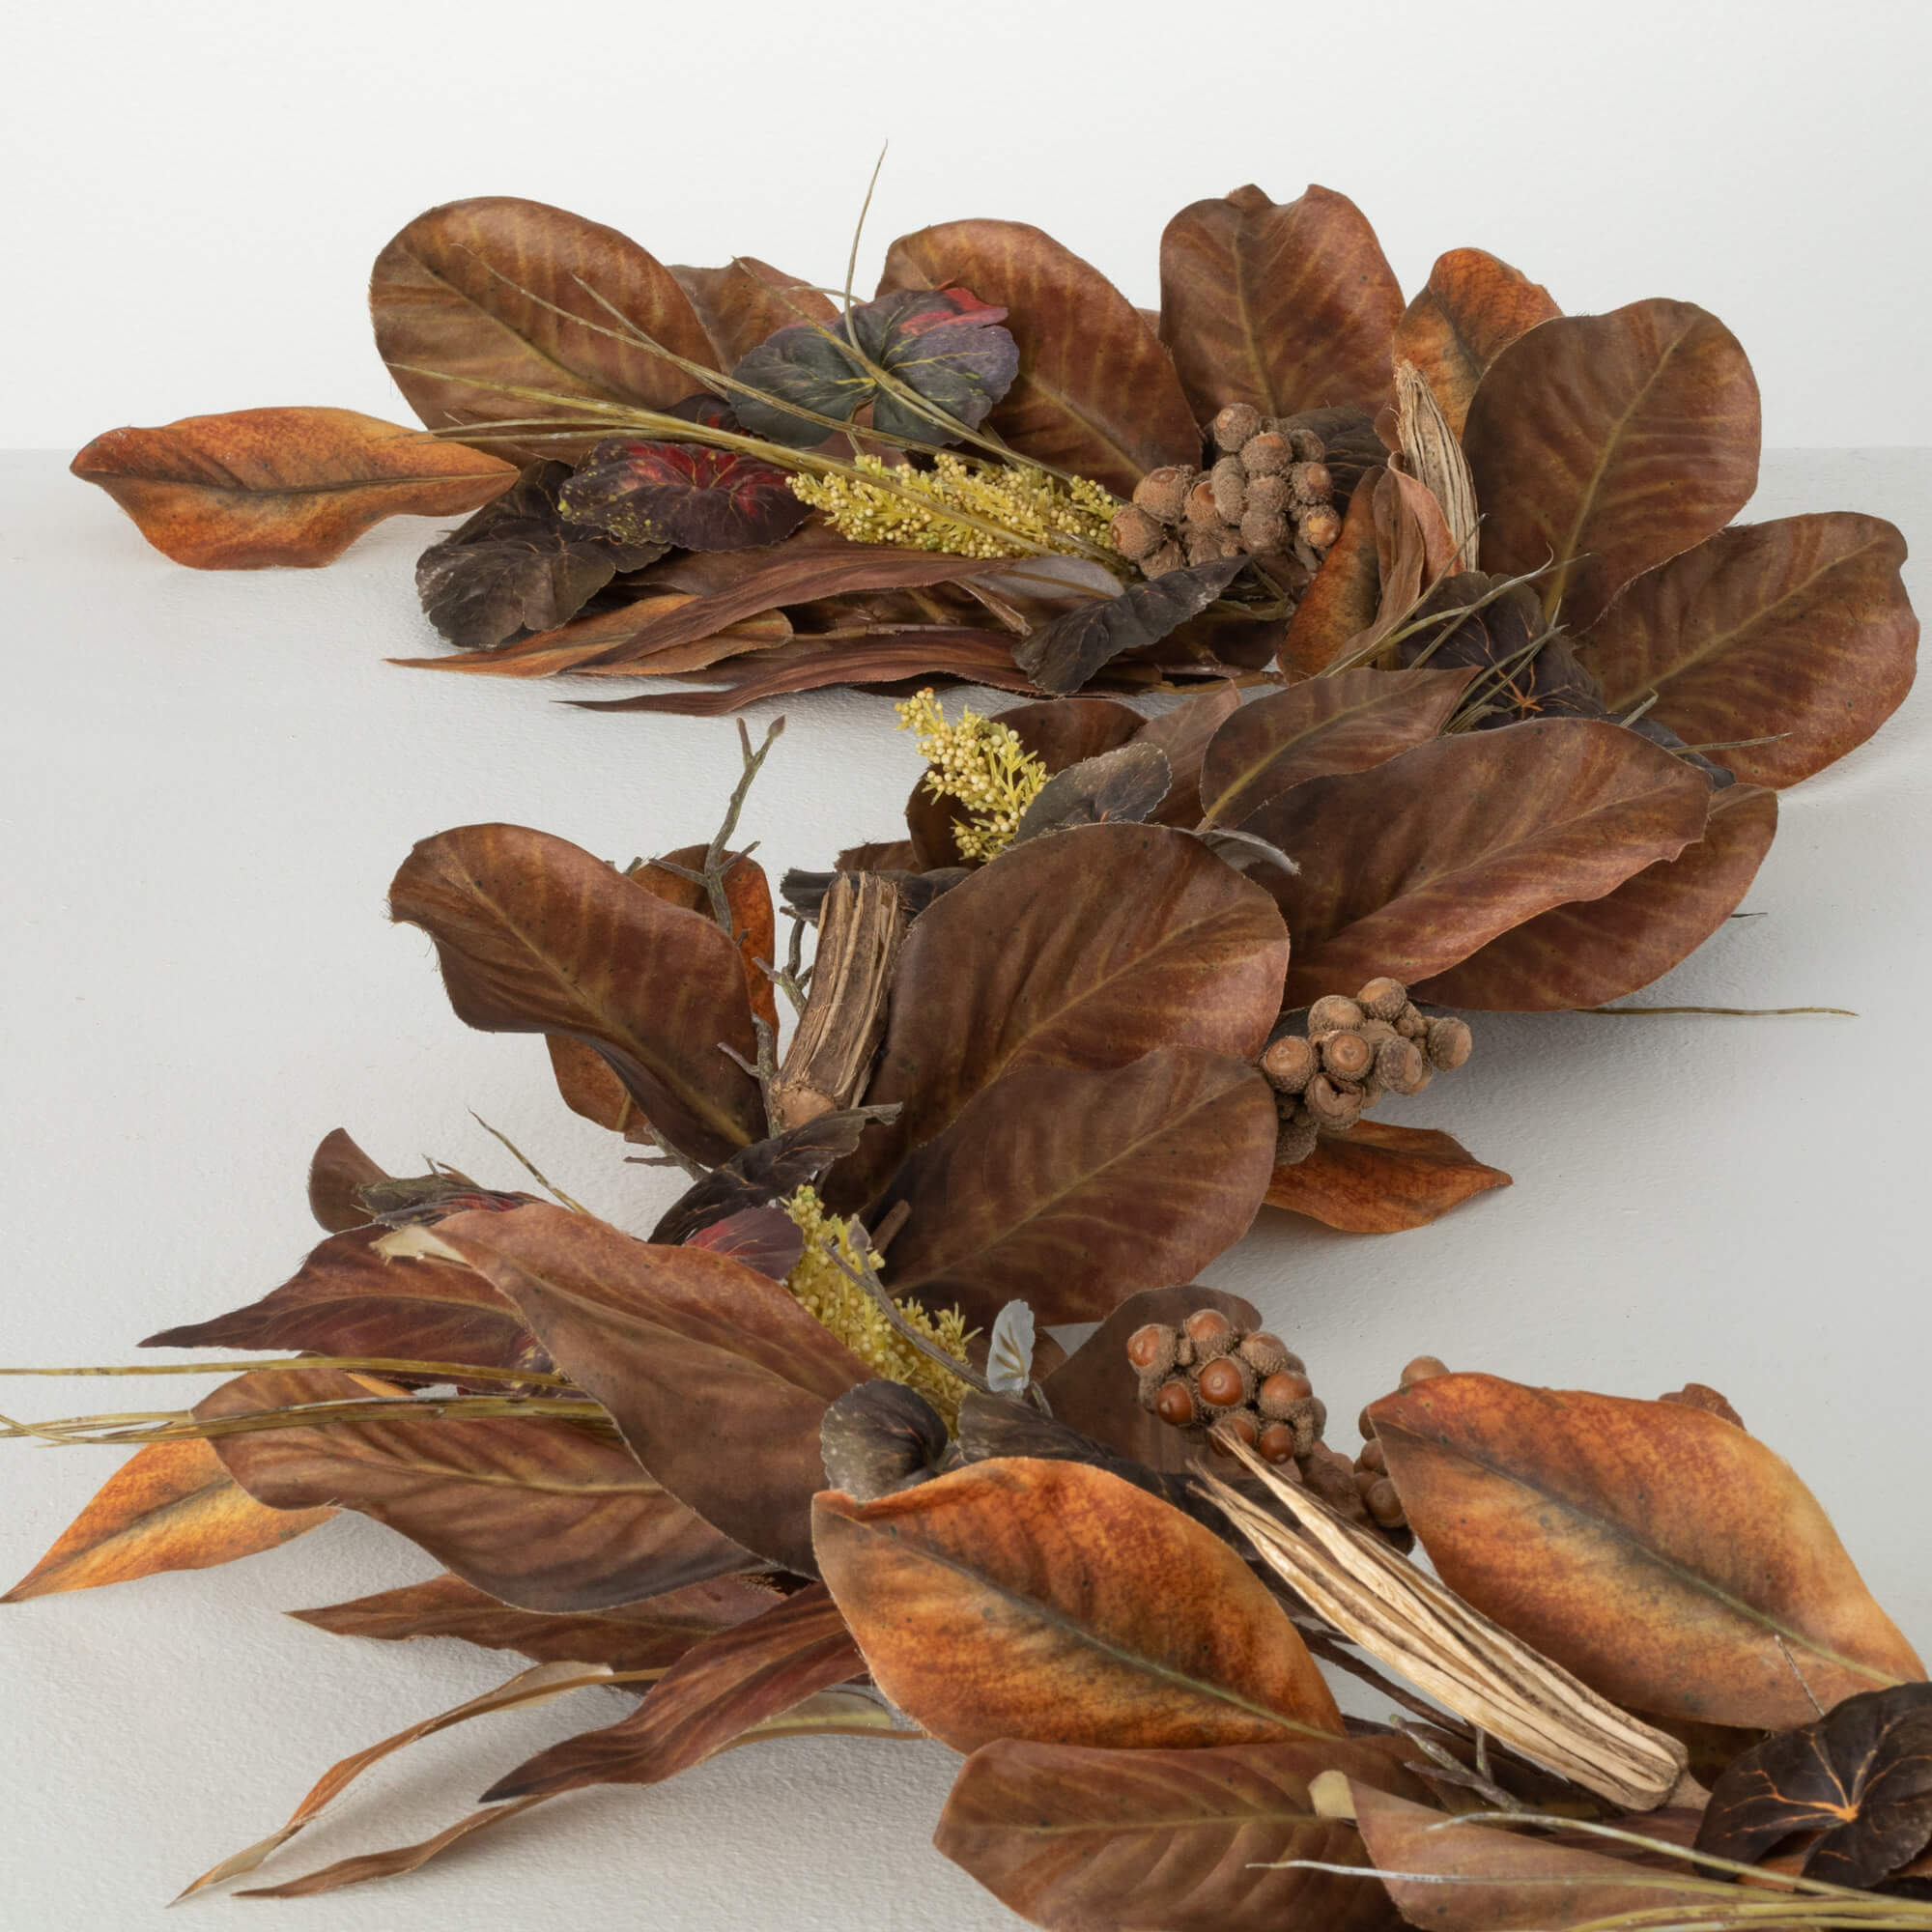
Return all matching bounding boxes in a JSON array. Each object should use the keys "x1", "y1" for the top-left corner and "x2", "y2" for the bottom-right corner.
[{"x1": 2, "y1": 448, "x2": 1927, "y2": 1929}]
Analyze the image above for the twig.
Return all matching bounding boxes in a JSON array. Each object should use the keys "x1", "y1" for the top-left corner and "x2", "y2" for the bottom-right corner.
[
  {"x1": 822, "y1": 1235, "x2": 991, "y2": 1396},
  {"x1": 633, "y1": 1122, "x2": 707, "y2": 1183}
]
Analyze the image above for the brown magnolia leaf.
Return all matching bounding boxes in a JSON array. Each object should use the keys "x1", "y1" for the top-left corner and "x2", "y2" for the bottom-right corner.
[
  {"x1": 71, "y1": 408, "x2": 514, "y2": 568},
  {"x1": 1352, "y1": 1782, "x2": 1721, "y2": 1931},
  {"x1": 1264, "y1": 1122, "x2": 1511, "y2": 1233},
  {"x1": 1697, "y1": 1682, "x2": 1932, "y2": 1888},
  {"x1": 815, "y1": 1457, "x2": 1344, "y2": 1752},
  {"x1": 1202, "y1": 668, "x2": 1476, "y2": 825},
  {"x1": 291, "y1": 1570, "x2": 781, "y2": 1672},
  {"x1": 1390, "y1": 248, "x2": 1562, "y2": 440},
  {"x1": 873, "y1": 1049, "x2": 1280, "y2": 1326},
  {"x1": 1131, "y1": 683, "x2": 1242, "y2": 826},
  {"x1": 1463, "y1": 299, "x2": 1761, "y2": 632},
  {"x1": 1248, "y1": 719, "x2": 1713, "y2": 1006},
  {"x1": 834, "y1": 823, "x2": 1291, "y2": 1206},
  {"x1": 1414, "y1": 783, "x2": 1777, "y2": 1010},
  {"x1": 938, "y1": 1736, "x2": 1420, "y2": 1932},
  {"x1": 1369, "y1": 1373, "x2": 1925, "y2": 1728},
  {"x1": 1282, "y1": 472, "x2": 1383, "y2": 673},
  {"x1": 434, "y1": 1206, "x2": 870, "y2": 1577},
  {"x1": 307, "y1": 1127, "x2": 390, "y2": 1233},
  {"x1": 1584, "y1": 512, "x2": 1918, "y2": 789},
  {"x1": 201, "y1": 1367, "x2": 752, "y2": 1611},
  {"x1": 878, "y1": 219, "x2": 1200, "y2": 495},
  {"x1": 389, "y1": 823, "x2": 763, "y2": 1166},
  {"x1": 1159, "y1": 185, "x2": 1405, "y2": 424},
  {"x1": 1041, "y1": 1286, "x2": 1261, "y2": 1475},
  {"x1": 481, "y1": 1582, "x2": 864, "y2": 1800},
  {"x1": 370, "y1": 197, "x2": 717, "y2": 462},
  {"x1": 2, "y1": 1436, "x2": 332, "y2": 1603},
  {"x1": 670, "y1": 258, "x2": 839, "y2": 367},
  {"x1": 141, "y1": 1227, "x2": 542, "y2": 1371}
]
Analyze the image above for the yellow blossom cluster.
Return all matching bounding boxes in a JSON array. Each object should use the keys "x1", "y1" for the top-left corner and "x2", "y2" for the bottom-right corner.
[
  {"x1": 787, "y1": 453, "x2": 1121, "y2": 560},
  {"x1": 894, "y1": 688, "x2": 1048, "y2": 862},
  {"x1": 781, "y1": 1185, "x2": 975, "y2": 1425}
]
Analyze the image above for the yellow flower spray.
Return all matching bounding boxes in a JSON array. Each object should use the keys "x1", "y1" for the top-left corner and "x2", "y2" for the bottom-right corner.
[{"x1": 894, "y1": 688, "x2": 1047, "y2": 862}]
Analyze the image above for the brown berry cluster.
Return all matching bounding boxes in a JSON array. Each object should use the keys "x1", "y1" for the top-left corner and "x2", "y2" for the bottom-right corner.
[
  {"x1": 1108, "y1": 404, "x2": 1344, "y2": 580},
  {"x1": 1351, "y1": 1354, "x2": 1454, "y2": 1536},
  {"x1": 1263, "y1": 977, "x2": 1473, "y2": 1166},
  {"x1": 1129, "y1": 1308, "x2": 1325, "y2": 1466}
]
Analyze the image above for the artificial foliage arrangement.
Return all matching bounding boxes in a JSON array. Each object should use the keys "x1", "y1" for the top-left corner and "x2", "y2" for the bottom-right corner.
[{"x1": 8, "y1": 724, "x2": 1932, "y2": 1928}]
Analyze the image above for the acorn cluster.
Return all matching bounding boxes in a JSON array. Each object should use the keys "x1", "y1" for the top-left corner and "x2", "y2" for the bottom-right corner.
[
  {"x1": 1108, "y1": 404, "x2": 1344, "y2": 580},
  {"x1": 1264, "y1": 978, "x2": 1473, "y2": 1166},
  {"x1": 1351, "y1": 1353, "x2": 1455, "y2": 1536}
]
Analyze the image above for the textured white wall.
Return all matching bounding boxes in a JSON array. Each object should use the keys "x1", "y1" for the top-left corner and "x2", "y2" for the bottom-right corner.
[{"x1": 6, "y1": 0, "x2": 1929, "y2": 447}]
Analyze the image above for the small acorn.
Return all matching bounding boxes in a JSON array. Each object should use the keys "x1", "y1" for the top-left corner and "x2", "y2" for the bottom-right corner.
[
  {"x1": 1238, "y1": 1331, "x2": 1297, "y2": 1378},
  {"x1": 1320, "y1": 1029, "x2": 1375, "y2": 1082},
  {"x1": 1400, "y1": 1354, "x2": 1450, "y2": 1389},
  {"x1": 1245, "y1": 472, "x2": 1292, "y2": 517},
  {"x1": 1258, "y1": 1370, "x2": 1315, "y2": 1419},
  {"x1": 1261, "y1": 1034, "x2": 1319, "y2": 1094},
  {"x1": 1290, "y1": 460, "x2": 1333, "y2": 504},
  {"x1": 1239, "y1": 431, "x2": 1292, "y2": 476},
  {"x1": 1209, "y1": 457, "x2": 1248, "y2": 522},
  {"x1": 1110, "y1": 504, "x2": 1165, "y2": 560},
  {"x1": 1183, "y1": 1308, "x2": 1239, "y2": 1357},
  {"x1": 1208, "y1": 1411, "x2": 1261, "y2": 1456},
  {"x1": 1426, "y1": 1015, "x2": 1473, "y2": 1070},
  {"x1": 1303, "y1": 1072, "x2": 1365, "y2": 1132},
  {"x1": 1274, "y1": 1109, "x2": 1320, "y2": 1166},
  {"x1": 1300, "y1": 505, "x2": 1343, "y2": 549},
  {"x1": 1154, "y1": 1378, "x2": 1198, "y2": 1428},
  {"x1": 1307, "y1": 994, "x2": 1365, "y2": 1036},
  {"x1": 1357, "y1": 978, "x2": 1407, "y2": 1022},
  {"x1": 1211, "y1": 402, "x2": 1264, "y2": 452},
  {"x1": 1287, "y1": 423, "x2": 1326, "y2": 462},
  {"x1": 1197, "y1": 1355, "x2": 1255, "y2": 1409},
  {"x1": 1132, "y1": 467, "x2": 1193, "y2": 525},
  {"x1": 1240, "y1": 508, "x2": 1290, "y2": 553},
  {"x1": 1258, "y1": 1422, "x2": 1303, "y2": 1467},
  {"x1": 1375, "y1": 1035, "x2": 1430, "y2": 1096},
  {"x1": 1126, "y1": 1322, "x2": 1178, "y2": 1377}
]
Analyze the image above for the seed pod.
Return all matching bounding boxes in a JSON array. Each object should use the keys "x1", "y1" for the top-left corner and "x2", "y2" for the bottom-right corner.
[
  {"x1": 1396, "y1": 1005, "x2": 1428, "y2": 1039},
  {"x1": 1261, "y1": 1034, "x2": 1318, "y2": 1094},
  {"x1": 1354, "y1": 1467, "x2": 1381, "y2": 1501},
  {"x1": 1304, "y1": 1071, "x2": 1365, "y2": 1131},
  {"x1": 1357, "y1": 1436, "x2": 1387, "y2": 1474},
  {"x1": 1185, "y1": 526, "x2": 1240, "y2": 566},
  {"x1": 1375, "y1": 1034, "x2": 1430, "y2": 1097},
  {"x1": 1259, "y1": 1421, "x2": 1300, "y2": 1465},
  {"x1": 1426, "y1": 1015, "x2": 1473, "y2": 1070},
  {"x1": 1143, "y1": 540, "x2": 1185, "y2": 578},
  {"x1": 1154, "y1": 1378, "x2": 1198, "y2": 1428},
  {"x1": 1184, "y1": 478, "x2": 1222, "y2": 526},
  {"x1": 1209, "y1": 456, "x2": 1248, "y2": 522},
  {"x1": 1299, "y1": 505, "x2": 1343, "y2": 550},
  {"x1": 1239, "y1": 431, "x2": 1292, "y2": 476},
  {"x1": 1306, "y1": 994, "x2": 1365, "y2": 1036},
  {"x1": 1239, "y1": 508, "x2": 1290, "y2": 553},
  {"x1": 1197, "y1": 1355, "x2": 1254, "y2": 1409},
  {"x1": 1287, "y1": 424, "x2": 1326, "y2": 462},
  {"x1": 1211, "y1": 403, "x2": 1264, "y2": 452},
  {"x1": 1356, "y1": 978, "x2": 1408, "y2": 1022},
  {"x1": 1400, "y1": 1354, "x2": 1450, "y2": 1388},
  {"x1": 1209, "y1": 1411, "x2": 1261, "y2": 1456},
  {"x1": 1238, "y1": 1331, "x2": 1296, "y2": 1378},
  {"x1": 1110, "y1": 503, "x2": 1165, "y2": 560},
  {"x1": 1366, "y1": 1478, "x2": 1406, "y2": 1528},
  {"x1": 1274, "y1": 1110, "x2": 1320, "y2": 1166},
  {"x1": 1258, "y1": 1370, "x2": 1315, "y2": 1419},
  {"x1": 1245, "y1": 472, "x2": 1292, "y2": 518},
  {"x1": 1320, "y1": 1029, "x2": 1375, "y2": 1082},
  {"x1": 1126, "y1": 1322, "x2": 1178, "y2": 1377},
  {"x1": 1132, "y1": 466, "x2": 1194, "y2": 525},
  {"x1": 1289, "y1": 460, "x2": 1333, "y2": 504},
  {"x1": 1183, "y1": 1308, "x2": 1238, "y2": 1357}
]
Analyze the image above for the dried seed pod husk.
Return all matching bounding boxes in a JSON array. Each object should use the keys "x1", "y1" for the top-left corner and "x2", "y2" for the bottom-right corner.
[
  {"x1": 1126, "y1": 1322, "x2": 1179, "y2": 1377},
  {"x1": 1182, "y1": 1308, "x2": 1239, "y2": 1357},
  {"x1": 1239, "y1": 431, "x2": 1292, "y2": 476},
  {"x1": 1212, "y1": 403, "x2": 1264, "y2": 452},
  {"x1": 1132, "y1": 466, "x2": 1193, "y2": 524},
  {"x1": 1110, "y1": 503, "x2": 1164, "y2": 560},
  {"x1": 1196, "y1": 1354, "x2": 1256, "y2": 1409},
  {"x1": 1238, "y1": 1331, "x2": 1295, "y2": 1378},
  {"x1": 1274, "y1": 1110, "x2": 1320, "y2": 1166},
  {"x1": 1356, "y1": 978, "x2": 1408, "y2": 1022},
  {"x1": 1261, "y1": 1034, "x2": 1318, "y2": 1094},
  {"x1": 1307, "y1": 994, "x2": 1365, "y2": 1036},
  {"x1": 1258, "y1": 1370, "x2": 1315, "y2": 1420},
  {"x1": 1304, "y1": 1071, "x2": 1365, "y2": 1131},
  {"x1": 1320, "y1": 1029, "x2": 1375, "y2": 1082},
  {"x1": 1374, "y1": 1034, "x2": 1430, "y2": 1097},
  {"x1": 1425, "y1": 1014, "x2": 1473, "y2": 1070}
]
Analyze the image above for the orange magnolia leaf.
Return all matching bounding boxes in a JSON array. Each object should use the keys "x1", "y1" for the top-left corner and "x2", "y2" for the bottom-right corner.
[
  {"x1": 70, "y1": 408, "x2": 514, "y2": 569},
  {"x1": 1158, "y1": 185, "x2": 1405, "y2": 424},
  {"x1": 1281, "y1": 472, "x2": 1383, "y2": 673},
  {"x1": 1584, "y1": 512, "x2": 1918, "y2": 790},
  {"x1": 1463, "y1": 298, "x2": 1761, "y2": 632},
  {"x1": 937, "y1": 1736, "x2": 1422, "y2": 1932},
  {"x1": 1415, "y1": 783, "x2": 1777, "y2": 1010},
  {"x1": 1264, "y1": 1122, "x2": 1511, "y2": 1233},
  {"x1": 3, "y1": 1436, "x2": 332, "y2": 1604},
  {"x1": 878, "y1": 219, "x2": 1200, "y2": 495},
  {"x1": 1390, "y1": 248, "x2": 1562, "y2": 440},
  {"x1": 1369, "y1": 1374, "x2": 1925, "y2": 1729},
  {"x1": 813, "y1": 1457, "x2": 1344, "y2": 1753},
  {"x1": 670, "y1": 258, "x2": 839, "y2": 367}
]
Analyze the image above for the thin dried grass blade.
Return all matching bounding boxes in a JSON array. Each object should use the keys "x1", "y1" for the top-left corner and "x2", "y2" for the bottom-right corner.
[
  {"x1": 1197, "y1": 1440, "x2": 1686, "y2": 1809},
  {"x1": 234, "y1": 1796, "x2": 549, "y2": 1898}
]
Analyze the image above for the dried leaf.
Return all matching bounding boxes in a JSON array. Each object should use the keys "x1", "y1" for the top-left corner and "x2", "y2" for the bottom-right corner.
[
  {"x1": 1131, "y1": 683, "x2": 1242, "y2": 826},
  {"x1": 1367, "y1": 467, "x2": 1462, "y2": 652},
  {"x1": 873, "y1": 1049, "x2": 1280, "y2": 1327},
  {"x1": 1264, "y1": 1122, "x2": 1511, "y2": 1233},
  {"x1": 307, "y1": 1128, "x2": 390, "y2": 1234},
  {"x1": 389, "y1": 824, "x2": 763, "y2": 1166},
  {"x1": 237, "y1": 1797, "x2": 549, "y2": 1898},
  {"x1": 370, "y1": 196, "x2": 717, "y2": 461},
  {"x1": 559, "y1": 439, "x2": 810, "y2": 551},
  {"x1": 2, "y1": 1437, "x2": 332, "y2": 1603},
  {"x1": 1158, "y1": 185, "x2": 1405, "y2": 423},
  {"x1": 1394, "y1": 361, "x2": 1479, "y2": 568},
  {"x1": 1246, "y1": 719, "x2": 1713, "y2": 1005},
  {"x1": 682, "y1": 1206, "x2": 805, "y2": 1281},
  {"x1": 481, "y1": 1583, "x2": 864, "y2": 1800},
  {"x1": 1463, "y1": 299, "x2": 1761, "y2": 632},
  {"x1": 435, "y1": 1205, "x2": 870, "y2": 1577},
  {"x1": 1370, "y1": 1373, "x2": 1925, "y2": 1728},
  {"x1": 1202, "y1": 669, "x2": 1476, "y2": 825},
  {"x1": 1015, "y1": 555, "x2": 1248, "y2": 696},
  {"x1": 648, "y1": 1108, "x2": 890, "y2": 1245},
  {"x1": 1282, "y1": 474, "x2": 1383, "y2": 673},
  {"x1": 1010, "y1": 743, "x2": 1173, "y2": 843},
  {"x1": 937, "y1": 1736, "x2": 1420, "y2": 1932},
  {"x1": 202, "y1": 1367, "x2": 751, "y2": 1610},
  {"x1": 1414, "y1": 783, "x2": 1777, "y2": 1010},
  {"x1": 1698, "y1": 1682, "x2": 1932, "y2": 1888},
  {"x1": 985, "y1": 1303, "x2": 1037, "y2": 1396},
  {"x1": 1390, "y1": 248, "x2": 1562, "y2": 440},
  {"x1": 671, "y1": 258, "x2": 838, "y2": 367},
  {"x1": 814, "y1": 1457, "x2": 1344, "y2": 1751},
  {"x1": 1583, "y1": 512, "x2": 1918, "y2": 789},
  {"x1": 70, "y1": 407, "x2": 514, "y2": 568},
  {"x1": 820, "y1": 1381, "x2": 953, "y2": 1502},
  {"x1": 879, "y1": 219, "x2": 1200, "y2": 494}
]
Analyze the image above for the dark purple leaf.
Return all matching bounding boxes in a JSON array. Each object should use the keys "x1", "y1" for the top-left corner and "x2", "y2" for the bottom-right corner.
[
  {"x1": 1009, "y1": 743, "x2": 1172, "y2": 844},
  {"x1": 682, "y1": 1206, "x2": 804, "y2": 1281},
  {"x1": 1016, "y1": 556, "x2": 1249, "y2": 695},
  {"x1": 559, "y1": 440, "x2": 810, "y2": 552}
]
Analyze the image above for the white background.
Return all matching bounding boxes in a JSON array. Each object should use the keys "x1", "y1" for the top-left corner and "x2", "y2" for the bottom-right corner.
[{"x1": 2, "y1": 4, "x2": 1930, "y2": 1928}]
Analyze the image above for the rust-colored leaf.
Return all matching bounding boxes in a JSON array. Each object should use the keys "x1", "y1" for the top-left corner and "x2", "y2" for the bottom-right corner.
[
  {"x1": 834, "y1": 823, "x2": 1290, "y2": 1205},
  {"x1": 1369, "y1": 1373, "x2": 1925, "y2": 1728},
  {"x1": 1414, "y1": 783, "x2": 1777, "y2": 1010},
  {"x1": 237, "y1": 1797, "x2": 548, "y2": 1898},
  {"x1": 481, "y1": 1582, "x2": 864, "y2": 1800},
  {"x1": 874, "y1": 1049, "x2": 1279, "y2": 1327},
  {"x1": 306, "y1": 1127, "x2": 390, "y2": 1233},
  {"x1": 389, "y1": 823, "x2": 763, "y2": 1166},
  {"x1": 1158, "y1": 185, "x2": 1405, "y2": 424},
  {"x1": 1202, "y1": 668, "x2": 1476, "y2": 825},
  {"x1": 1583, "y1": 512, "x2": 1918, "y2": 789},
  {"x1": 878, "y1": 219, "x2": 1200, "y2": 495},
  {"x1": 1281, "y1": 471, "x2": 1383, "y2": 673},
  {"x1": 2, "y1": 1437, "x2": 333, "y2": 1604},
  {"x1": 434, "y1": 1205, "x2": 870, "y2": 1577},
  {"x1": 938, "y1": 1736, "x2": 1420, "y2": 1932},
  {"x1": 1264, "y1": 1122, "x2": 1511, "y2": 1233},
  {"x1": 1390, "y1": 248, "x2": 1562, "y2": 440},
  {"x1": 670, "y1": 258, "x2": 838, "y2": 367},
  {"x1": 1132, "y1": 683, "x2": 1242, "y2": 826},
  {"x1": 292, "y1": 1570, "x2": 781, "y2": 1672},
  {"x1": 1463, "y1": 299, "x2": 1761, "y2": 632},
  {"x1": 202, "y1": 1367, "x2": 751, "y2": 1611},
  {"x1": 1248, "y1": 719, "x2": 1712, "y2": 1006},
  {"x1": 370, "y1": 197, "x2": 717, "y2": 461},
  {"x1": 814, "y1": 1457, "x2": 1344, "y2": 1752},
  {"x1": 70, "y1": 408, "x2": 514, "y2": 568}
]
